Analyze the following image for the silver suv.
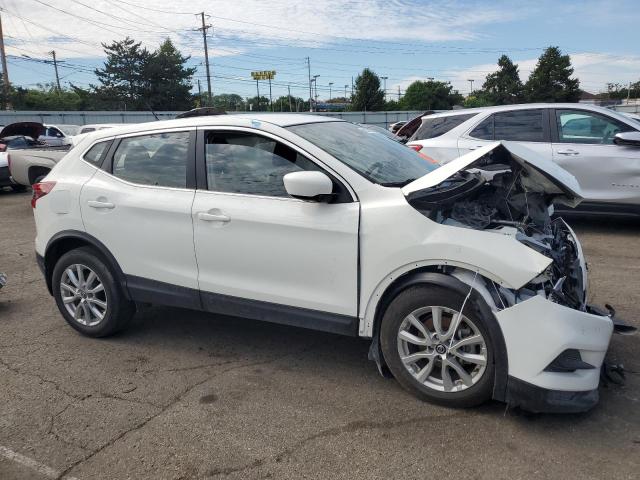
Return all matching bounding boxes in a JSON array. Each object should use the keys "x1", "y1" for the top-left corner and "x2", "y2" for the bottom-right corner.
[{"x1": 406, "y1": 103, "x2": 640, "y2": 215}]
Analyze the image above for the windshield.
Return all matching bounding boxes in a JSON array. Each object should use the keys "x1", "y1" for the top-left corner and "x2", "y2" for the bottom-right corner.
[
  {"x1": 288, "y1": 121, "x2": 436, "y2": 186},
  {"x1": 57, "y1": 125, "x2": 81, "y2": 136}
]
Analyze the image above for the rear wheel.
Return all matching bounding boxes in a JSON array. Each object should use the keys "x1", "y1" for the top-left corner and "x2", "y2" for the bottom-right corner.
[
  {"x1": 380, "y1": 285, "x2": 495, "y2": 408},
  {"x1": 52, "y1": 247, "x2": 134, "y2": 337}
]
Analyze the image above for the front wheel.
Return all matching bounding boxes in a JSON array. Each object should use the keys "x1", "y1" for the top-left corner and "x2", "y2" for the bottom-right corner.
[
  {"x1": 380, "y1": 285, "x2": 495, "y2": 408},
  {"x1": 52, "y1": 247, "x2": 134, "y2": 337}
]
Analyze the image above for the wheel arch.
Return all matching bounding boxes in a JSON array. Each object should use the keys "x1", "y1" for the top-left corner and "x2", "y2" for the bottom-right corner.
[
  {"x1": 43, "y1": 230, "x2": 130, "y2": 300},
  {"x1": 367, "y1": 266, "x2": 509, "y2": 402}
]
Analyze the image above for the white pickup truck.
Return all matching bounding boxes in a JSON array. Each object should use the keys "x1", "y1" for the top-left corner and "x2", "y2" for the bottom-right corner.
[{"x1": 9, "y1": 145, "x2": 71, "y2": 186}]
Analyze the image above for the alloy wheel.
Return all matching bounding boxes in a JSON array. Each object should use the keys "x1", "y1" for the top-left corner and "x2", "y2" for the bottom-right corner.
[
  {"x1": 59, "y1": 263, "x2": 108, "y2": 327},
  {"x1": 396, "y1": 305, "x2": 487, "y2": 392}
]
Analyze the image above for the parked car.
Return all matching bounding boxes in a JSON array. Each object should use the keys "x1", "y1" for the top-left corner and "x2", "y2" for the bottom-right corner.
[
  {"x1": 388, "y1": 120, "x2": 407, "y2": 134},
  {"x1": 39, "y1": 124, "x2": 81, "y2": 146},
  {"x1": 0, "y1": 123, "x2": 49, "y2": 190},
  {"x1": 406, "y1": 103, "x2": 640, "y2": 215},
  {"x1": 78, "y1": 124, "x2": 122, "y2": 135},
  {"x1": 32, "y1": 114, "x2": 629, "y2": 413},
  {"x1": 8, "y1": 145, "x2": 71, "y2": 186},
  {"x1": 0, "y1": 272, "x2": 6, "y2": 291},
  {"x1": 359, "y1": 123, "x2": 403, "y2": 141},
  {"x1": 620, "y1": 111, "x2": 640, "y2": 124}
]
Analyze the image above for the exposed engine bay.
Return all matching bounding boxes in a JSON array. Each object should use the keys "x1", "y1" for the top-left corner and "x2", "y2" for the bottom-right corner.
[{"x1": 406, "y1": 145, "x2": 586, "y2": 310}]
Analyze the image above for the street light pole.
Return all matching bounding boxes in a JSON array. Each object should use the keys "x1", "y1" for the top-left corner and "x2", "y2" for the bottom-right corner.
[
  {"x1": 344, "y1": 84, "x2": 348, "y2": 100},
  {"x1": 467, "y1": 79, "x2": 474, "y2": 94},
  {"x1": 329, "y1": 82, "x2": 333, "y2": 101},
  {"x1": 313, "y1": 75, "x2": 320, "y2": 108},
  {"x1": 381, "y1": 76, "x2": 388, "y2": 101}
]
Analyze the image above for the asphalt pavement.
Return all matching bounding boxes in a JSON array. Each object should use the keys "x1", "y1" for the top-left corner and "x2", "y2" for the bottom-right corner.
[{"x1": 1, "y1": 188, "x2": 638, "y2": 479}]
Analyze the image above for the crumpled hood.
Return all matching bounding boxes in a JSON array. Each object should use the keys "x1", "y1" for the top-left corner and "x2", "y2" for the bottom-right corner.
[
  {"x1": 0, "y1": 122, "x2": 45, "y2": 140},
  {"x1": 402, "y1": 141, "x2": 583, "y2": 207}
]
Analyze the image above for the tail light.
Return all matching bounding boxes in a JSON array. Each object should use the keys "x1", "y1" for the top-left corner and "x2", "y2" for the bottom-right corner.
[
  {"x1": 31, "y1": 181, "x2": 56, "y2": 208},
  {"x1": 409, "y1": 144, "x2": 423, "y2": 152}
]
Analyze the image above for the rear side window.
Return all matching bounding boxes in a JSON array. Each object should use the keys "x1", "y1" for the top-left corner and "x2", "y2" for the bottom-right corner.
[
  {"x1": 112, "y1": 131, "x2": 190, "y2": 188},
  {"x1": 205, "y1": 131, "x2": 320, "y2": 197},
  {"x1": 494, "y1": 110, "x2": 545, "y2": 142},
  {"x1": 83, "y1": 141, "x2": 110, "y2": 167},
  {"x1": 410, "y1": 114, "x2": 476, "y2": 141}
]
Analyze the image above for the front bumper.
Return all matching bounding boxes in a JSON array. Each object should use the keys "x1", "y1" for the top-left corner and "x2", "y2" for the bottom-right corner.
[
  {"x1": 495, "y1": 295, "x2": 613, "y2": 397},
  {"x1": 505, "y1": 376, "x2": 599, "y2": 413}
]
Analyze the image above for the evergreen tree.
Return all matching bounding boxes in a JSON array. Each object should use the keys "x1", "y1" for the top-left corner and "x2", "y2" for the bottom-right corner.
[
  {"x1": 95, "y1": 37, "x2": 151, "y2": 109},
  {"x1": 482, "y1": 55, "x2": 523, "y2": 104},
  {"x1": 351, "y1": 68, "x2": 385, "y2": 111},
  {"x1": 525, "y1": 46, "x2": 581, "y2": 102},
  {"x1": 145, "y1": 39, "x2": 196, "y2": 110}
]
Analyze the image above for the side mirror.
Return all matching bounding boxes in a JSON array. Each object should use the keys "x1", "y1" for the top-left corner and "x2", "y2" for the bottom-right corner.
[
  {"x1": 613, "y1": 131, "x2": 640, "y2": 147},
  {"x1": 283, "y1": 171, "x2": 333, "y2": 201}
]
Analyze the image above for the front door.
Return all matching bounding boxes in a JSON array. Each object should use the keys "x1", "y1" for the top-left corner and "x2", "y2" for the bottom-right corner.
[
  {"x1": 192, "y1": 128, "x2": 360, "y2": 331},
  {"x1": 551, "y1": 108, "x2": 640, "y2": 205}
]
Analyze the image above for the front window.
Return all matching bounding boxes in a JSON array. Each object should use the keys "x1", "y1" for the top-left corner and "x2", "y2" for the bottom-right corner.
[
  {"x1": 288, "y1": 121, "x2": 436, "y2": 186},
  {"x1": 556, "y1": 110, "x2": 633, "y2": 145},
  {"x1": 205, "y1": 131, "x2": 320, "y2": 197}
]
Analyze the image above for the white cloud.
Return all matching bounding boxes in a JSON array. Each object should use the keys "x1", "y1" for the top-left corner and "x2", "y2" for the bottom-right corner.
[{"x1": 2, "y1": 0, "x2": 523, "y2": 59}]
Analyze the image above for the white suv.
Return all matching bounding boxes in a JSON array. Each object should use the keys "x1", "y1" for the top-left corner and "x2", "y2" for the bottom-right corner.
[
  {"x1": 33, "y1": 114, "x2": 624, "y2": 413},
  {"x1": 406, "y1": 103, "x2": 640, "y2": 215}
]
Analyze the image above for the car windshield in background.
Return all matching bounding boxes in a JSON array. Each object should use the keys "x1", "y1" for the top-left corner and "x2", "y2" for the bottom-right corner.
[
  {"x1": 288, "y1": 122, "x2": 436, "y2": 186},
  {"x1": 409, "y1": 113, "x2": 477, "y2": 141},
  {"x1": 58, "y1": 125, "x2": 81, "y2": 136}
]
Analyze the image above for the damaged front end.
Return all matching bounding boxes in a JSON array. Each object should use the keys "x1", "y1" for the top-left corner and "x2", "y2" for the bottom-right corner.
[
  {"x1": 404, "y1": 141, "x2": 587, "y2": 310},
  {"x1": 400, "y1": 141, "x2": 634, "y2": 412}
]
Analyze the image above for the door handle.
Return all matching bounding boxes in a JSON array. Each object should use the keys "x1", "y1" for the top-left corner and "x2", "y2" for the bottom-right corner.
[
  {"x1": 87, "y1": 200, "x2": 115, "y2": 209},
  {"x1": 197, "y1": 212, "x2": 230, "y2": 223},
  {"x1": 556, "y1": 149, "x2": 579, "y2": 155}
]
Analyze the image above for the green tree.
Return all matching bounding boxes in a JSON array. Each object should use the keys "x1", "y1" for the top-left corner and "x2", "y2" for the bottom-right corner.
[
  {"x1": 94, "y1": 37, "x2": 151, "y2": 109},
  {"x1": 401, "y1": 80, "x2": 462, "y2": 110},
  {"x1": 482, "y1": 55, "x2": 523, "y2": 104},
  {"x1": 351, "y1": 68, "x2": 385, "y2": 111},
  {"x1": 212, "y1": 93, "x2": 245, "y2": 111},
  {"x1": 246, "y1": 95, "x2": 270, "y2": 111},
  {"x1": 144, "y1": 39, "x2": 196, "y2": 110},
  {"x1": 463, "y1": 93, "x2": 494, "y2": 108},
  {"x1": 525, "y1": 46, "x2": 581, "y2": 102}
]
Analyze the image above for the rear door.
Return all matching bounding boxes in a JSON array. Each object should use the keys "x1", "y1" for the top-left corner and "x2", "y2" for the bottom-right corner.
[
  {"x1": 192, "y1": 127, "x2": 360, "y2": 329},
  {"x1": 551, "y1": 108, "x2": 640, "y2": 205},
  {"x1": 80, "y1": 129, "x2": 200, "y2": 307},
  {"x1": 458, "y1": 109, "x2": 552, "y2": 159}
]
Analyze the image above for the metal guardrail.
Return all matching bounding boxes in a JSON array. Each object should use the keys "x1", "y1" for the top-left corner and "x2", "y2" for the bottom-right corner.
[{"x1": 0, "y1": 110, "x2": 424, "y2": 129}]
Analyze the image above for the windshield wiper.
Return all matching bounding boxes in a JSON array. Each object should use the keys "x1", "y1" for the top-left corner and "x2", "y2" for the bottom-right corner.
[{"x1": 381, "y1": 178, "x2": 416, "y2": 188}]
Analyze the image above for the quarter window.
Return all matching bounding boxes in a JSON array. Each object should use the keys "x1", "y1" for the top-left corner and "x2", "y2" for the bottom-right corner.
[
  {"x1": 205, "y1": 132, "x2": 320, "y2": 197},
  {"x1": 83, "y1": 141, "x2": 110, "y2": 167},
  {"x1": 556, "y1": 110, "x2": 633, "y2": 145},
  {"x1": 409, "y1": 114, "x2": 476, "y2": 141},
  {"x1": 469, "y1": 116, "x2": 494, "y2": 140},
  {"x1": 112, "y1": 131, "x2": 190, "y2": 188}
]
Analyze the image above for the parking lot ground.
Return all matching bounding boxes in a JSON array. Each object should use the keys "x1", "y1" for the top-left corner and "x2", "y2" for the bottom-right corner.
[{"x1": 1, "y1": 188, "x2": 639, "y2": 480}]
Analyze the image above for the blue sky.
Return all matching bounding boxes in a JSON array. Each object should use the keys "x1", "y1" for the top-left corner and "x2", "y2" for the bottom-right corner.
[{"x1": 2, "y1": 0, "x2": 639, "y2": 101}]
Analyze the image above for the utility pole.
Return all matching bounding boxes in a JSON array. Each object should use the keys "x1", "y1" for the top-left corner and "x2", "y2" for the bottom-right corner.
[
  {"x1": 467, "y1": 78, "x2": 474, "y2": 94},
  {"x1": 344, "y1": 84, "x2": 348, "y2": 100},
  {"x1": 50, "y1": 50, "x2": 61, "y2": 91},
  {"x1": 197, "y1": 79, "x2": 202, "y2": 105},
  {"x1": 398, "y1": 86, "x2": 401, "y2": 100},
  {"x1": 198, "y1": 12, "x2": 212, "y2": 105},
  {"x1": 268, "y1": 76, "x2": 273, "y2": 111},
  {"x1": 306, "y1": 56, "x2": 313, "y2": 112},
  {"x1": 0, "y1": 13, "x2": 11, "y2": 109},
  {"x1": 255, "y1": 79, "x2": 260, "y2": 110},
  {"x1": 381, "y1": 76, "x2": 388, "y2": 101},
  {"x1": 627, "y1": 82, "x2": 632, "y2": 102},
  {"x1": 313, "y1": 75, "x2": 320, "y2": 107},
  {"x1": 329, "y1": 82, "x2": 333, "y2": 101},
  {"x1": 287, "y1": 85, "x2": 292, "y2": 112},
  {"x1": 351, "y1": 76, "x2": 354, "y2": 97}
]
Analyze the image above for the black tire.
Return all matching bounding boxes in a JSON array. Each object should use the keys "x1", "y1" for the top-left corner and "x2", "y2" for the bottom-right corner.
[
  {"x1": 380, "y1": 284, "x2": 495, "y2": 408},
  {"x1": 52, "y1": 247, "x2": 134, "y2": 337}
]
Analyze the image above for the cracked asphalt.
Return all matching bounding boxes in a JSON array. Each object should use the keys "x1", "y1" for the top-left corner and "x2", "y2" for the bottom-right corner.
[{"x1": 1, "y1": 188, "x2": 639, "y2": 480}]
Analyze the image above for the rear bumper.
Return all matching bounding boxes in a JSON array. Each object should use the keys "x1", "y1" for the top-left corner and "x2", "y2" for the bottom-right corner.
[{"x1": 505, "y1": 376, "x2": 598, "y2": 413}]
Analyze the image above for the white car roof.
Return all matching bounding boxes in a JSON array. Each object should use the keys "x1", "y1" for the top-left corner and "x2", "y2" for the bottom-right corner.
[
  {"x1": 84, "y1": 114, "x2": 341, "y2": 142},
  {"x1": 422, "y1": 103, "x2": 628, "y2": 119}
]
